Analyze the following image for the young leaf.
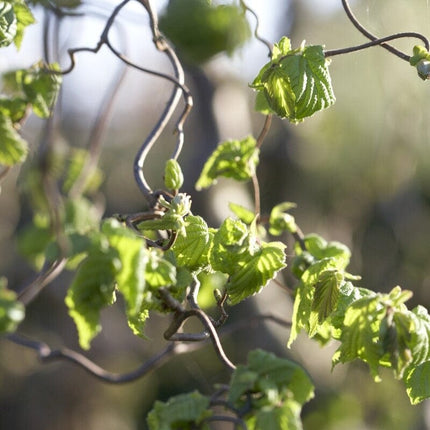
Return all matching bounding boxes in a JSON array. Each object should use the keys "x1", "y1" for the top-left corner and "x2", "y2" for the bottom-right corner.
[
  {"x1": 226, "y1": 241, "x2": 286, "y2": 305},
  {"x1": 164, "y1": 158, "x2": 184, "y2": 191},
  {"x1": 405, "y1": 361, "x2": 430, "y2": 405},
  {"x1": 269, "y1": 202, "x2": 297, "y2": 236},
  {"x1": 229, "y1": 349, "x2": 314, "y2": 413},
  {"x1": 0, "y1": 115, "x2": 28, "y2": 165},
  {"x1": 251, "y1": 37, "x2": 335, "y2": 123},
  {"x1": 12, "y1": 1, "x2": 35, "y2": 49},
  {"x1": 249, "y1": 401, "x2": 303, "y2": 430},
  {"x1": 102, "y1": 219, "x2": 147, "y2": 315},
  {"x1": 137, "y1": 193, "x2": 192, "y2": 236},
  {"x1": 0, "y1": 3, "x2": 16, "y2": 48},
  {"x1": 170, "y1": 215, "x2": 211, "y2": 270},
  {"x1": 229, "y1": 202, "x2": 255, "y2": 225},
  {"x1": 195, "y1": 136, "x2": 259, "y2": 190},
  {"x1": 147, "y1": 391, "x2": 212, "y2": 430},
  {"x1": 65, "y1": 240, "x2": 119, "y2": 350},
  {"x1": 0, "y1": 278, "x2": 25, "y2": 334}
]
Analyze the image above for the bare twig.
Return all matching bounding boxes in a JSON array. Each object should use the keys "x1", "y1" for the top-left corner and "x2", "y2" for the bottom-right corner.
[
  {"x1": 17, "y1": 259, "x2": 67, "y2": 306},
  {"x1": 7, "y1": 333, "x2": 181, "y2": 384},
  {"x1": 251, "y1": 173, "x2": 261, "y2": 218},
  {"x1": 239, "y1": 0, "x2": 272, "y2": 56},
  {"x1": 333, "y1": 0, "x2": 430, "y2": 61},
  {"x1": 256, "y1": 114, "x2": 272, "y2": 149},
  {"x1": 204, "y1": 415, "x2": 248, "y2": 429}
]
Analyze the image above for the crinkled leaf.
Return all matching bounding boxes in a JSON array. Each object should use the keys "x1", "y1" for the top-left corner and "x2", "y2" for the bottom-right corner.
[
  {"x1": 195, "y1": 136, "x2": 259, "y2": 190},
  {"x1": 0, "y1": 278, "x2": 25, "y2": 334},
  {"x1": 0, "y1": 2, "x2": 16, "y2": 48},
  {"x1": 405, "y1": 361, "x2": 430, "y2": 404},
  {"x1": 170, "y1": 215, "x2": 211, "y2": 270},
  {"x1": 147, "y1": 391, "x2": 212, "y2": 430},
  {"x1": 164, "y1": 158, "x2": 184, "y2": 191},
  {"x1": 227, "y1": 241, "x2": 286, "y2": 305},
  {"x1": 209, "y1": 218, "x2": 286, "y2": 304},
  {"x1": 65, "y1": 241, "x2": 119, "y2": 349},
  {"x1": 12, "y1": 1, "x2": 35, "y2": 49},
  {"x1": 333, "y1": 287, "x2": 413, "y2": 380},
  {"x1": 64, "y1": 197, "x2": 102, "y2": 235},
  {"x1": 159, "y1": 0, "x2": 250, "y2": 64},
  {"x1": 209, "y1": 217, "x2": 250, "y2": 274},
  {"x1": 311, "y1": 269, "x2": 343, "y2": 325},
  {"x1": 0, "y1": 115, "x2": 27, "y2": 165},
  {"x1": 127, "y1": 309, "x2": 149, "y2": 339},
  {"x1": 251, "y1": 37, "x2": 335, "y2": 123}
]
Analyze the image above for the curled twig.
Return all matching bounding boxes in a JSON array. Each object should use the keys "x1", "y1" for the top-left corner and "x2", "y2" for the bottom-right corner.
[
  {"x1": 239, "y1": 0, "x2": 272, "y2": 56},
  {"x1": 330, "y1": 0, "x2": 430, "y2": 61},
  {"x1": 17, "y1": 259, "x2": 67, "y2": 306}
]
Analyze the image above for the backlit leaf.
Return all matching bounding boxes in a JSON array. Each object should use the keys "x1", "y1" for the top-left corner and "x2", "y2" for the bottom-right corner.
[
  {"x1": 195, "y1": 136, "x2": 259, "y2": 190},
  {"x1": 0, "y1": 115, "x2": 27, "y2": 165},
  {"x1": 0, "y1": 278, "x2": 25, "y2": 334},
  {"x1": 251, "y1": 37, "x2": 335, "y2": 123}
]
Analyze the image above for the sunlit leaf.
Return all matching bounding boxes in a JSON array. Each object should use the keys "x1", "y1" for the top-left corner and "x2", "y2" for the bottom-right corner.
[
  {"x1": 251, "y1": 37, "x2": 335, "y2": 123},
  {"x1": 0, "y1": 115, "x2": 27, "y2": 165},
  {"x1": 65, "y1": 239, "x2": 119, "y2": 350},
  {"x1": 269, "y1": 202, "x2": 297, "y2": 236},
  {"x1": 0, "y1": 3, "x2": 16, "y2": 47},
  {"x1": 12, "y1": 1, "x2": 35, "y2": 49},
  {"x1": 195, "y1": 136, "x2": 259, "y2": 190},
  {"x1": 170, "y1": 215, "x2": 211, "y2": 270}
]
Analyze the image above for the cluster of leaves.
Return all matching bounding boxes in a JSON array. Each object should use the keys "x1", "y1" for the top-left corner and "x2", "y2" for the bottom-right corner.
[
  {"x1": 147, "y1": 349, "x2": 314, "y2": 430},
  {"x1": 3, "y1": 2, "x2": 430, "y2": 429}
]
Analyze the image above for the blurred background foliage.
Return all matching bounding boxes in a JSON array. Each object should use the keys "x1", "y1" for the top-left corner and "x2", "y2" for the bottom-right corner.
[{"x1": 1, "y1": 0, "x2": 430, "y2": 428}]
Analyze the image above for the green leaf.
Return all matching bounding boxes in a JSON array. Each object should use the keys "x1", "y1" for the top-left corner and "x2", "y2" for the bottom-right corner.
[
  {"x1": 164, "y1": 158, "x2": 184, "y2": 191},
  {"x1": 127, "y1": 309, "x2": 149, "y2": 338},
  {"x1": 332, "y1": 287, "x2": 414, "y2": 380},
  {"x1": 102, "y1": 219, "x2": 147, "y2": 315},
  {"x1": 137, "y1": 193, "x2": 192, "y2": 236},
  {"x1": 227, "y1": 241, "x2": 286, "y2": 305},
  {"x1": 209, "y1": 217, "x2": 250, "y2": 274},
  {"x1": 405, "y1": 361, "x2": 430, "y2": 404},
  {"x1": 0, "y1": 2, "x2": 16, "y2": 48},
  {"x1": 159, "y1": 0, "x2": 250, "y2": 64},
  {"x1": 249, "y1": 402, "x2": 303, "y2": 430},
  {"x1": 65, "y1": 239, "x2": 119, "y2": 349},
  {"x1": 5, "y1": 62, "x2": 62, "y2": 119},
  {"x1": 145, "y1": 249, "x2": 177, "y2": 289},
  {"x1": 410, "y1": 45, "x2": 430, "y2": 80},
  {"x1": 251, "y1": 37, "x2": 335, "y2": 123},
  {"x1": 209, "y1": 218, "x2": 286, "y2": 304},
  {"x1": 12, "y1": 1, "x2": 35, "y2": 49},
  {"x1": 269, "y1": 202, "x2": 297, "y2": 236},
  {"x1": 62, "y1": 148, "x2": 104, "y2": 195},
  {"x1": 229, "y1": 349, "x2": 314, "y2": 410},
  {"x1": 311, "y1": 269, "x2": 343, "y2": 325},
  {"x1": 147, "y1": 391, "x2": 212, "y2": 430},
  {"x1": 0, "y1": 97, "x2": 28, "y2": 123},
  {"x1": 195, "y1": 136, "x2": 259, "y2": 190},
  {"x1": 0, "y1": 278, "x2": 25, "y2": 334},
  {"x1": 64, "y1": 197, "x2": 102, "y2": 235},
  {"x1": 0, "y1": 115, "x2": 27, "y2": 165},
  {"x1": 229, "y1": 202, "x2": 256, "y2": 225},
  {"x1": 170, "y1": 215, "x2": 211, "y2": 270}
]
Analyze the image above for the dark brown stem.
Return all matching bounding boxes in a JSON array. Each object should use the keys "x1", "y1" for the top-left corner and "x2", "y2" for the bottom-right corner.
[{"x1": 256, "y1": 114, "x2": 272, "y2": 149}]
